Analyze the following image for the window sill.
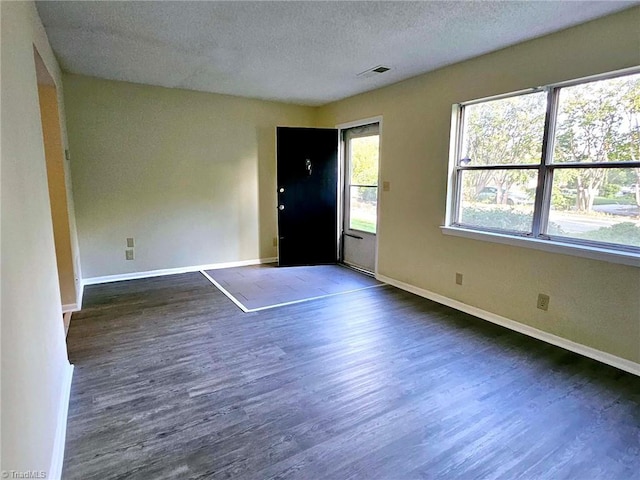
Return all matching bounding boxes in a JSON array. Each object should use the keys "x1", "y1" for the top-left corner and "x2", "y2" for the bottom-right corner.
[{"x1": 440, "y1": 226, "x2": 640, "y2": 267}]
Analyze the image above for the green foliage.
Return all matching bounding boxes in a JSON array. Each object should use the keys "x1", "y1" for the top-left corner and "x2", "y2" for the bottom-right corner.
[
  {"x1": 464, "y1": 92, "x2": 546, "y2": 166},
  {"x1": 350, "y1": 136, "x2": 379, "y2": 185},
  {"x1": 551, "y1": 190, "x2": 575, "y2": 211},
  {"x1": 577, "y1": 222, "x2": 640, "y2": 247},
  {"x1": 460, "y1": 207, "x2": 564, "y2": 234},
  {"x1": 607, "y1": 167, "x2": 637, "y2": 186},
  {"x1": 601, "y1": 183, "x2": 620, "y2": 198},
  {"x1": 461, "y1": 207, "x2": 531, "y2": 231}
]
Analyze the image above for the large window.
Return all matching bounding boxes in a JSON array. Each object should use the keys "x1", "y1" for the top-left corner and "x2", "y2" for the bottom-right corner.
[{"x1": 448, "y1": 70, "x2": 640, "y2": 255}]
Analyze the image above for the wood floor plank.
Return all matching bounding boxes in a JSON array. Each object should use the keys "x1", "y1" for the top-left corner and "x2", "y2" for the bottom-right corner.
[{"x1": 63, "y1": 272, "x2": 640, "y2": 479}]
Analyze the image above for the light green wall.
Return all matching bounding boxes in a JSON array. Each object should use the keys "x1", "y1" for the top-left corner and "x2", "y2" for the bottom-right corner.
[
  {"x1": 317, "y1": 7, "x2": 640, "y2": 363},
  {"x1": 1, "y1": 1, "x2": 73, "y2": 472},
  {"x1": 64, "y1": 75, "x2": 315, "y2": 278}
]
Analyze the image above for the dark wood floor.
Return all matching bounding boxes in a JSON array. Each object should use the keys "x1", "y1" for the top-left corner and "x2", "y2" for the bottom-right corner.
[{"x1": 63, "y1": 272, "x2": 640, "y2": 479}]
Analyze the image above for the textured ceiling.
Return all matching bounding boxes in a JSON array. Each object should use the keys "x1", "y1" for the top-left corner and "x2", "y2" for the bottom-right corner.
[{"x1": 36, "y1": 1, "x2": 638, "y2": 106}]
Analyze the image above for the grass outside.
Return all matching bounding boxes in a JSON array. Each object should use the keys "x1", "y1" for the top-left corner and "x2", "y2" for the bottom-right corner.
[
  {"x1": 350, "y1": 217, "x2": 376, "y2": 234},
  {"x1": 575, "y1": 222, "x2": 640, "y2": 246},
  {"x1": 593, "y1": 195, "x2": 637, "y2": 206},
  {"x1": 461, "y1": 204, "x2": 640, "y2": 247}
]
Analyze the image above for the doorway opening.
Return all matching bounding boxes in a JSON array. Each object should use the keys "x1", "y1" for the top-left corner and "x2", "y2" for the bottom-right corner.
[
  {"x1": 340, "y1": 121, "x2": 380, "y2": 274},
  {"x1": 274, "y1": 120, "x2": 381, "y2": 274},
  {"x1": 34, "y1": 47, "x2": 79, "y2": 333}
]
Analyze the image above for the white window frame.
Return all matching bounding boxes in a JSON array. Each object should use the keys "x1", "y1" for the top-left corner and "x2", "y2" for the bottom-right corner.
[{"x1": 443, "y1": 67, "x2": 640, "y2": 268}]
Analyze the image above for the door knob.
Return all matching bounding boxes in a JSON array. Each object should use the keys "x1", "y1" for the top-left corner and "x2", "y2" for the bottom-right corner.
[
  {"x1": 278, "y1": 205, "x2": 285, "y2": 210},
  {"x1": 279, "y1": 187, "x2": 285, "y2": 193}
]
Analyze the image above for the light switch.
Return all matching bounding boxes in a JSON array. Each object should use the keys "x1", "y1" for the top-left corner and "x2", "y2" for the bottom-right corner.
[
  {"x1": 127, "y1": 237, "x2": 134, "y2": 248},
  {"x1": 383, "y1": 181, "x2": 390, "y2": 192}
]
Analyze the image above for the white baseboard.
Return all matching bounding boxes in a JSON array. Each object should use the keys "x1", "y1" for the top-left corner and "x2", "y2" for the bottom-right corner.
[
  {"x1": 49, "y1": 363, "x2": 74, "y2": 480},
  {"x1": 83, "y1": 257, "x2": 278, "y2": 286},
  {"x1": 77, "y1": 282, "x2": 84, "y2": 310},
  {"x1": 61, "y1": 303, "x2": 78, "y2": 313},
  {"x1": 62, "y1": 283, "x2": 85, "y2": 313},
  {"x1": 377, "y1": 273, "x2": 640, "y2": 377}
]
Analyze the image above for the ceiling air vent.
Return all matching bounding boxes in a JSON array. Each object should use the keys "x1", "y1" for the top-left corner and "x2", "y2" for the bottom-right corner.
[{"x1": 357, "y1": 65, "x2": 391, "y2": 78}]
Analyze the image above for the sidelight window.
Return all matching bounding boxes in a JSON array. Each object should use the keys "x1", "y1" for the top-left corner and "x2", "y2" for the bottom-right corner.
[{"x1": 345, "y1": 125, "x2": 379, "y2": 234}]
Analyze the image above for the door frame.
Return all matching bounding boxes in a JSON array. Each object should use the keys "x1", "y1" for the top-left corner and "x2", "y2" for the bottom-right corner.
[
  {"x1": 34, "y1": 46, "x2": 81, "y2": 318},
  {"x1": 336, "y1": 116, "x2": 383, "y2": 275}
]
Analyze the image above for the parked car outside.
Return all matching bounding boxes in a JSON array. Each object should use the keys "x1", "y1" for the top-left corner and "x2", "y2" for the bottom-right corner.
[
  {"x1": 476, "y1": 186, "x2": 532, "y2": 206},
  {"x1": 620, "y1": 184, "x2": 639, "y2": 195}
]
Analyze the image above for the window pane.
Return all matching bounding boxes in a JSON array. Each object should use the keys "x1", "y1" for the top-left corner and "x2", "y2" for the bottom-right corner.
[
  {"x1": 458, "y1": 169, "x2": 537, "y2": 232},
  {"x1": 461, "y1": 92, "x2": 546, "y2": 166},
  {"x1": 350, "y1": 135, "x2": 379, "y2": 185},
  {"x1": 553, "y1": 73, "x2": 640, "y2": 164},
  {"x1": 548, "y1": 167, "x2": 640, "y2": 247},
  {"x1": 349, "y1": 186, "x2": 377, "y2": 233}
]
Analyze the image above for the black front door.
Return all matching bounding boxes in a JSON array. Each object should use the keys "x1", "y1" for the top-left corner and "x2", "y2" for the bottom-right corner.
[{"x1": 276, "y1": 127, "x2": 338, "y2": 266}]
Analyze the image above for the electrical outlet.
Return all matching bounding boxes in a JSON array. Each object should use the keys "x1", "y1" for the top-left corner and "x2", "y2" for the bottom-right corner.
[
  {"x1": 273, "y1": 237, "x2": 278, "y2": 247},
  {"x1": 537, "y1": 293, "x2": 550, "y2": 311},
  {"x1": 127, "y1": 237, "x2": 134, "y2": 248},
  {"x1": 125, "y1": 249, "x2": 134, "y2": 260},
  {"x1": 455, "y1": 272, "x2": 463, "y2": 285}
]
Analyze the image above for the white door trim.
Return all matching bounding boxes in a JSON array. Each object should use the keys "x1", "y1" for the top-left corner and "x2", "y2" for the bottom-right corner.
[{"x1": 336, "y1": 116, "x2": 383, "y2": 275}]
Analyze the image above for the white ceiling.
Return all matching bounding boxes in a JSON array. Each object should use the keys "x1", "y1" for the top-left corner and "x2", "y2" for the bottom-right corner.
[{"x1": 36, "y1": 1, "x2": 638, "y2": 106}]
